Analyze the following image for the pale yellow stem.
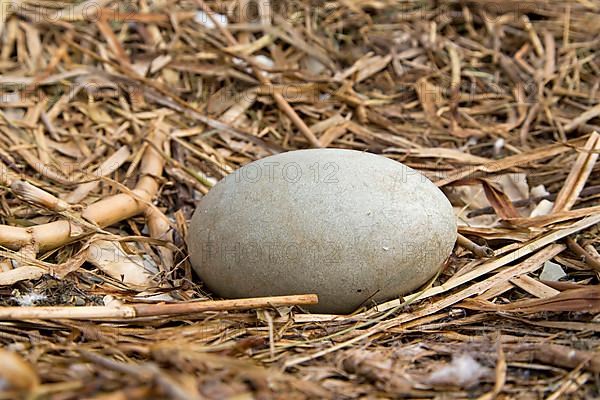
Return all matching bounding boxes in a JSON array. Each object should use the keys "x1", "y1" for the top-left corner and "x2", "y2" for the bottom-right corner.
[{"x1": 0, "y1": 133, "x2": 165, "y2": 252}]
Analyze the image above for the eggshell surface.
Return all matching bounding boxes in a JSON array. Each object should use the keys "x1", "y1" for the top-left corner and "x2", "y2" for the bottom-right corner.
[{"x1": 188, "y1": 149, "x2": 456, "y2": 314}]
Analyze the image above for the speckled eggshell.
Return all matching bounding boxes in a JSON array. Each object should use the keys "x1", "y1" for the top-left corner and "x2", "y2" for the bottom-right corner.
[{"x1": 188, "y1": 149, "x2": 457, "y2": 314}]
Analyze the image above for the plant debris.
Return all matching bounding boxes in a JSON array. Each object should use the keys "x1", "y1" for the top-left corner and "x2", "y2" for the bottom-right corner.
[{"x1": 0, "y1": 0, "x2": 600, "y2": 398}]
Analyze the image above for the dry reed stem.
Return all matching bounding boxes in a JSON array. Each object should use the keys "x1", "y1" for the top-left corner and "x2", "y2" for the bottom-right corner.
[
  {"x1": 0, "y1": 132, "x2": 165, "y2": 251},
  {"x1": 552, "y1": 131, "x2": 600, "y2": 212},
  {"x1": 0, "y1": 294, "x2": 318, "y2": 320},
  {"x1": 456, "y1": 233, "x2": 494, "y2": 258}
]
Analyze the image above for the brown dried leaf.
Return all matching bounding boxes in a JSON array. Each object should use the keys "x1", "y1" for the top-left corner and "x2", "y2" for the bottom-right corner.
[
  {"x1": 86, "y1": 240, "x2": 158, "y2": 290},
  {"x1": 481, "y1": 180, "x2": 521, "y2": 219}
]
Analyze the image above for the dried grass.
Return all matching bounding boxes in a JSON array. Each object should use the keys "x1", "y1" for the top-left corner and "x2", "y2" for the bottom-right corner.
[{"x1": 0, "y1": 0, "x2": 600, "y2": 398}]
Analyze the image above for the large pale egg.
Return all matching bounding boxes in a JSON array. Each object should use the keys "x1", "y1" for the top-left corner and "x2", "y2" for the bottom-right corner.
[{"x1": 188, "y1": 149, "x2": 456, "y2": 314}]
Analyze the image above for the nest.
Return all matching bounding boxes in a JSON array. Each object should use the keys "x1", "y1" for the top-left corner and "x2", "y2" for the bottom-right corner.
[{"x1": 0, "y1": 0, "x2": 599, "y2": 398}]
